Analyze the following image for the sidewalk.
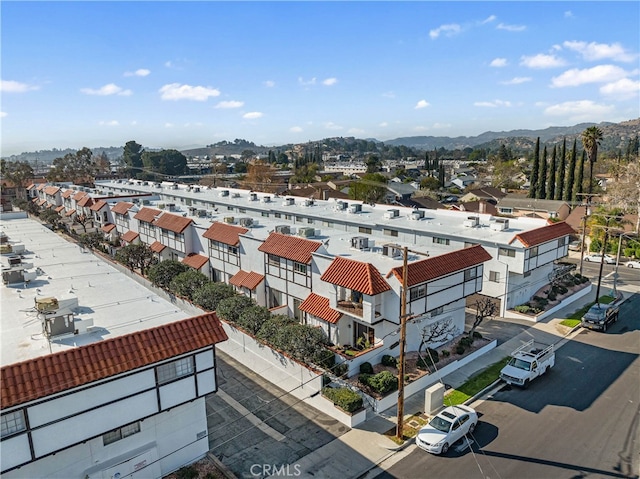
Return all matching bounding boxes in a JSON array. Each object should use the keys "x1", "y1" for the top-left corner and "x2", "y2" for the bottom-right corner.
[{"x1": 280, "y1": 286, "x2": 626, "y2": 479}]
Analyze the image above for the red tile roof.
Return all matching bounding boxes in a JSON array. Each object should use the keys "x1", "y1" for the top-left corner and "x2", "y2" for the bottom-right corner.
[
  {"x1": 72, "y1": 191, "x2": 87, "y2": 201},
  {"x1": 77, "y1": 196, "x2": 94, "y2": 208},
  {"x1": 44, "y1": 186, "x2": 60, "y2": 196},
  {"x1": 101, "y1": 223, "x2": 116, "y2": 233},
  {"x1": 112, "y1": 201, "x2": 134, "y2": 215},
  {"x1": 182, "y1": 253, "x2": 209, "y2": 270},
  {"x1": 89, "y1": 199, "x2": 108, "y2": 211},
  {"x1": 133, "y1": 207, "x2": 161, "y2": 223},
  {"x1": 121, "y1": 230, "x2": 139, "y2": 243},
  {"x1": 202, "y1": 222, "x2": 249, "y2": 246},
  {"x1": 509, "y1": 221, "x2": 576, "y2": 247},
  {"x1": 1, "y1": 313, "x2": 228, "y2": 408},
  {"x1": 299, "y1": 293, "x2": 342, "y2": 324},
  {"x1": 65, "y1": 209, "x2": 76, "y2": 217},
  {"x1": 62, "y1": 189, "x2": 74, "y2": 199},
  {"x1": 54, "y1": 205, "x2": 65, "y2": 213},
  {"x1": 229, "y1": 270, "x2": 264, "y2": 290},
  {"x1": 258, "y1": 232, "x2": 322, "y2": 264},
  {"x1": 387, "y1": 244, "x2": 492, "y2": 287},
  {"x1": 150, "y1": 241, "x2": 167, "y2": 253},
  {"x1": 321, "y1": 256, "x2": 391, "y2": 295},
  {"x1": 37, "y1": 199, "x2": 46, "y2": 206},
  {"x1": 153, "y1": 212, "x2": 193, "y2": 234}
]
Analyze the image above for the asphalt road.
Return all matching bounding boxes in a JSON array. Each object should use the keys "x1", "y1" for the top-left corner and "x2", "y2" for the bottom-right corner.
[{"x1": 379, "y1": 293, "x2": 640, "y2": 479}]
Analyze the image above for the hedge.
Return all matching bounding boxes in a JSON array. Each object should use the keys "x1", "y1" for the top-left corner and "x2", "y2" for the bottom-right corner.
[{"x1": 322, "y1": 387, "x2": 363, "y2": 413}]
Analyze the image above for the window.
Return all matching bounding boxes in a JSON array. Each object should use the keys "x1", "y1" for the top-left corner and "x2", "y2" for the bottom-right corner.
[
  {"x1": 103, "y1": 421, "x2": 141, "y2": 445},
  {"x1": 383, "y1": 228, "x2": 398, "y2": 237},
  {"x1": 285, "y1": 214, "x2": 292, "y2": 220},
  {"x1": 307, "y1": 218, "x2": 314, "y2": 224},
  {"x1": 498, "y1": 247, "x2": 516, "y2": 257},
  {"x1": 274, "y1": 213, "x2": 281, "y2": 218},
  {"x1": 409, "y1": 285, "x2": 426, "y2": 301},
  {"x1": 294, "y1": 262, "x2": 307, "y2": 274},
  {"x1": 558, "y1": 237, "x2": 566, "y2": 247},
  {"x1": 293, "y1": 297, "x2": 304, "y2": 323},
  {"x1": 428, "y1": 306, "x2": 444, "y2": 317},
  {"x1": 228, "y1": 245, "x2": 238, "y2": 256},
  {"x1": 359, "y1": 226, "x2": 372, "y2": 234},
  {"x1": 156, "y1": 357, "x2": 194, "y2": 384},
  {"x1": 1, "y1": 410, "x2": 26, "y2": 438},
  {"x1": 268, "y1": 288, "x2": 283, "y2": 308},
  {"x1": 464, "y1": 267, "x2": 478, "y2": 281},
  {"x1": 268, "y1": 254, "x2": 280, "y2": 266},
  {"x1": 238, "y1": 208, "x2": 246, "y2": 213},
  {"x1": 498, "y1": 207, "x2": 513, "y2": 215},
  {"x1": 296, "y1": 216, "x2": 304, "y2": 222},
  {"x1": 323, "y1": 221, "x2": 333, "y2": 228},
  {"x1": 433, "y1": 237, "x2": 450, "y2": 246},
  {"x1": 227, "y1": 206, "x2": 234, "y2": 211},
  {"x1": 261, "y1": 212, "x2": 269, "y2": 217},
  {"x1": 529, "y1": 246, "x2": 539, "y2": 257},
  {"x1": 489, "y1": 271, "x2": 500, "y2": 282}
]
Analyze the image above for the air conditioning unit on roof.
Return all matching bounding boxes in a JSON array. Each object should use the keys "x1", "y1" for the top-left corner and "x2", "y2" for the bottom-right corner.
[
  {"x1": 384, "y1": 209, "x2": 399, "y2": 219},
  {"x1": 297, "y1": 227, "x2": 316, "y2": 238},
  {"x1": 223, "y1": 216, "x2": 235, "y2": 224},
  {"x1": 351, "y1": 236, "x2": 370, "y2": 250},
  {"x1": 220, "y1": 190, "x2": 229, "y2": 197},
  {"x1": 283, "y1": 197, "x2": 295, "y2": 206},
  {"x1": 335, "y1": 201, "x2": 347, "y2": 211},
  {"x1": 490, "y1": 218, "x2": 509, "y2": 231},
  {"x1": 410, "y1": 210, "x2": 425, "y2": 220},
  {"x1": 464, "y1": 216, "x2": 480, "y2": 227},
  {"x1": 275, "y1": 225, "x2": 290, "y2": 234},
  {"x1": 239, "y1": 217, "x2": 253, "y2": 227},
  {"x1": 349, "y1": 203, "x2": 362, "y2": 214},
  {"x1": 381, "y1": 243, "x2": 403, "y2": 258},
  {"x1": 261, "y1": 196, "x2": 271, "y2": 203}
]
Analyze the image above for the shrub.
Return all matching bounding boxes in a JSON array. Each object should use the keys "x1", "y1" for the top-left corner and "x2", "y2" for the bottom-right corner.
[
  {"x1": 314, "y1": 348, "x2": 336, "y2": 370},
  {"x1": 459, "y1": 336, "x2": 473, "y2": 348},
  {"x1": 332, "y1": 362, "x2": 348, "y2": 378},
  {"x1": 557, "y1": 285, "x2": 568, "y2": 295},
  {"x1": 216, "y1": 295, "x2": 256, "y2": 324},
  {"x1": 472, "y1": 331, "x2": 483, "y2": 339},
  {"x1": 169, "y1": 269, "x2": 210, "y2": 300},
  {"x1": 237, "y1": 305, "x2": 271, "y2": 335},
  {"x1": 441, "y1": 349, "x2": 450, "y2": 357},
  {"x1": 192, "y1": 282, "x2": 236, "y2": 311},
  {"x1": 514, "y1": 304, "x2": 531, "y2": 313},
  {"x1": 256, "y1": 314, "x2": 296, "y2": 343},
  {"x1": 175, "y1": 466, "x2": 199, "y2": 479},
  {"x1": 580, "y1": 275, "x2": 589, "y2": 283},
  {"x1": 456, "y1": 344, "x2": 466, "y2": 355},
  {"x1": 381, "y1": 354, "x2": 397, "y2": 368},
  {"x1": 322, "y1": 387, "x2": 363, "y2": 413},
  {"x1": 359, "y1": 373, "x2": 372, "y2": 386},
  {"x1": 359, "y1": 362, "x2": 374, "y2": 374},
  {"x1": 547, "y1": 291, "x2": 557, "y2": 301},
  {"x1": 364, "y1": 371, "x2": 398, "y2": 394},
  {"x1": 147, "y1": 260, "x2": 189, "y2": 290}
]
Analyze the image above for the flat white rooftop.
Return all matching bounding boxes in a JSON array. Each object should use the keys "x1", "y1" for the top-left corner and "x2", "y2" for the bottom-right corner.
[{"x1": 0, "y1": 217, "x2": 190, "y2": 367}]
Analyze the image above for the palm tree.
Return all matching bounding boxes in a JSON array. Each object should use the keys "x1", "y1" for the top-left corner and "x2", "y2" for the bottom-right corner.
[{"x1": 581, "y1": 126, "x2": 603, "y2": 195}]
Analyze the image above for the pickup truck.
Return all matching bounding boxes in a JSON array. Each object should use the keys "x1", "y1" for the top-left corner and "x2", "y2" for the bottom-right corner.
[
  {"x1": 500, "y1": 340, "x2": 555, "y2": 388},
  {"x1": 581, "y1": 301, "x2": 620, "y2": 332}
]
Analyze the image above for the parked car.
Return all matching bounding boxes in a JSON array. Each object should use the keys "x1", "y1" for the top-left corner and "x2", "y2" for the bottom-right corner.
[
  {"x1": 626, "y1": 260, "x2": 640, "y2": 268},
  {"x1": 584, "y1": 253, "x2": 616, "y2": 264},
  {"x1": 416, "y1": 405, "x2": 478, "y2": 455},
  {"x1": 568, "y1": 241, "x2": 581, "y2": 251},
  {"x1": 581, "y1": 300, "x2": 621, "y2": 332}
]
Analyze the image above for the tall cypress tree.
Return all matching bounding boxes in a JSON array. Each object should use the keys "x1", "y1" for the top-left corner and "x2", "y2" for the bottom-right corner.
[
  {"x1": 557, "y1": 138, "x2": 566, "y2": 200},
  {"x1": 548, "y1": 145, "x2": 556, "y2": 199},
  {"x1": 537, "y1": 145, "x2": 547, "y2": 199},
  {"x1": 529, "y1": 137, "x2": 540, "y2": 198},
  {"x1": 573, "y1": 149, "x2": 586, "y2": 202},
  {"x1": 565, "y1": 139, "x2": 577, "y2": 202}
]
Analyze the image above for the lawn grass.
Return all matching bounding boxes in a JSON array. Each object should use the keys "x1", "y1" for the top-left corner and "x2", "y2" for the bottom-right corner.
[
  {"x1": 443, "y1": 357, "x2": 509, "y2": 406},
  {"x1": 560, "y1": 295, "x2": 616, "y2": 327}
]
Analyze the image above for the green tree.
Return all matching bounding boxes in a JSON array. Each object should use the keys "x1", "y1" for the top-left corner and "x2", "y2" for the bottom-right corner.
[
  {"x1": 141, "y1": 149, "x2": 187, "y2": 177},
  {"x1": 46, "y1": 147, "x2": 97, "y2": 184},
  {"x1": 147, "y1": 260, "x2": 190, "y2": 290},
  {"x1": 420, "y1": 177, "x2": 440, "y2": 190},
  {"x1": 365, "y1": 155, "x2": 382, "y2": 173},
  {"x1": 169, "y1": 269, "x2": 210, "y2": 300},
  {"x1": 123, "y1": 140, "x2": 144, "y2": 176},
  {"x1": 237, "y1": 305, "x2": 271, "y2": 335},
  {"x1": 581, "y1": 126, "x2": 603, "y2": 195},
  {"x1": 79, "y1": 231, "x2": 104, "y2": 250},
  {"x1": 0, "y1": 160, "x2": 33, "y2": 199},
  {"x1": 573, "y1": 150, "x2": 586, "y2": 203},
  {"x1": 537, "y1": 145, "x2": 547, "y2": 199},
  {"x1": 349, "y1": 173, "x2": 387, "y2": 203},
  {"x1": 216, "y1": 295, "x2": 256, "y2": 324},
  {"x1": 555, "y1": 138, "x2": 566, "y2": 200},
  {"x1": 241, "y1": 150, "x2": 256, "y2": 162},
  {"x1": 39, "y1": 209, "x2": 62, "y2": 229},
  {"x1": 115, "y1": 243, "x2": 155, "y2": 275},
  {"x1": 192, "y1": 282, "x2": 236, "y2": 311},
  {"x1": 565, "y1": 139, "x2": 577, "y2": 202},
  {"x1": 529, "y1": 137, "x2": 540, "y2": 198},
  {"x1": 548, "y1": 145, "x2": 556, "y2": 200}
]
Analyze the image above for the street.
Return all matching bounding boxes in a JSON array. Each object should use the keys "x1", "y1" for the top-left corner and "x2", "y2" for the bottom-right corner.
[{"x1": 379, "y1": 294, "x2": 640, "y2": 479}]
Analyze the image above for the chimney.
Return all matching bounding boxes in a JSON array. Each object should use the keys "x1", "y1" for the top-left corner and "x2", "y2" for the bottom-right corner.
[{"x1": 479, "y1": 201, "x2": 486, "y2": 214}]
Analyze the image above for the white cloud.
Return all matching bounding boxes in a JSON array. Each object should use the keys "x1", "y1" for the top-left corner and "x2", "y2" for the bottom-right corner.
[
  {"x1": 382, "y1": 91, "x2": 396, "y2": 99},
  {"x1": 1, "y1": 80, "x2": 39, "y2": 92},
  {"x1": 474, "y1": 99, "x2": 512, "y2": 107},
  {"x1": 81, "y1": 83, "x2": 132, "y2": 96},
  {"x1": 0, "y1": 111, "x2": 7, "y2": 117},
  {"x1": 215, "y1": 100, "x2": 244, "y2": 109},
  {"x1": 551, "y1": 65, "x2": 630, "y2": 87},
  {"x1": 431, "y1": 122, "x2": 451, "y2": 129},
  {"x1": 563, "y1": 40, "x2": 636, "y2": 63},
  {"x1": 600, "y1": 78, "x2": 640, "y2": 99},
  {"x1": 379, "y1": 122, "x2": 388, "y2": 127},
  {"x1": 290, "y1": 126, "x2": 303, "y2": 133},
  {"x1": 481, "y1": 15, "x2": 496, "y2": 24},
  {"x1": 99, "y1": 120, "x2": 120, "y2": 126},
  {"x1": 348, "y1": 128, "x2": 365, "y2": 135},
  {"x1": 124, "y1": 68, "x2": 150, "y2": 77},
  {"x1": 564, "y1": 11, "x2": 573, "y2": 18},
  {"x1": 243, "y1": 112, "x2": 263, "y2": 119},
  {"x1": 490, "y1": 58, "x2": 508, "y2": 67},
  {"x1": 324, "y1": 121, "x2": 343, "y2": 130},
  {"x1": 429, "y1": 23, "x2": 461, "y2": 39},
  {"x1": 264, "y1": 80, "x2": 275, "y2": 87},
  {"x1": 159, "y1": 83, "x2": 220, "y2": 101},
  {"x1": 501, "y1": 77, "x2": 532, "y2": 85},
  {"x1": 520, "y1": 53, "x2": 566, "y2": 69},
  {"x1": 323, "y1": 77, "x2": 338, "y2": 86},
  {"x1": 165, "y1": 123, "x2": 174, "y2": 128},
  {"x1": 544, "y1": 100, "x2": 615, "y2": 121},
  {"x1": 298, "y1": 77, "x2": 317, "y2": 86},
  {"x1": 414, "y1": 100, "x2": 430, "y2": 109},
  {"x1": 496, "y1": 23, "x2": 526, "y2": 32}
]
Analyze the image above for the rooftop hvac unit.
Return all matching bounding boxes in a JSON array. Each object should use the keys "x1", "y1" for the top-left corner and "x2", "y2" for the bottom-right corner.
[
  {"x1": 349, "y1": 203, "x2": 362, "y2": 214},
  {"x1": 158, "y1": 203, "x2": 165, "y2": 209},
  {"x1": 275, "y1": 225, "x2": 290, "y2": 235},
  {"x1": 335, "y1": 201, "x2": 347, "y2": 211},
  {"x1": 384, "y1": 209, "x2": 399, "y2": 219},
  {"x1": 194, "y1": 187, "x2": 200, "y2": 193},
  {"x1": 490, "y1": 218, "x2": 509, "y2": 231},
  {"x1": 249, "y1": 193, "x2": 258, "y2": 201},
  {"x1": 351, "y1": 236, "x2": 370, "y2": 250},
  {"x1": 232, "y1": 193, "x2": 241, "y2": 198},
  {"x1": 261, "y1": 196, "x2": 271, "y2": 203},
  {"x1": 303, "y1": 199, "x2": 314, "y2": 207},
  {"x1": 166, "y1": 203, "x2": 176, "y2": 211},
  {"x1": 171, "y1": 184, "x2": 178, "y2": 190},
  {"x1": 463, "y1": 216, "x2": 480, "y2": 228},
  {"x1": 239, "y1": 217, "x2": 254, "y2": 227},
  {"x1": 220, "y1": 190, "x2": 229, "y2": 197},
  {"x1": 410, "y1": 210, "x2": 425, "y2": 220},
  {"x1": 0, "y1": 244, "x2": 13, "y2": 254},
  {"x1": 197, "y1": 209, "x2": 207, "y2": 217},
  {"x1": 298, "y1": 227, "x2": 316, "y2": 238},
  {"x1": 382, "y1": 243, "x2": 403, "y2": 258},
  {"x1": 223, "y1": 216, "x2": 235, "y2": 224},
  {"x1": 283, "y1": 197, "x2": 295, "y2": 206},
  {"x1": 36, "y1": 297, "x2": 59, "y2": 313}
]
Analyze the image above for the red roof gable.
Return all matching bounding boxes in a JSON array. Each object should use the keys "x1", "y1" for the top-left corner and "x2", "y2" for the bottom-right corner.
[
  {"x1": 299, "y1": 293, "x2": 342, "y2": 324},
  {"x1": 229, "y1": 270, "x2": 264, "y2": 290},
  {"x1": 111, "y1": 201, "x2": 134, "y2": 215},
  {"x1": 65, "y1": 209, "x2": 76, "y2": 217},
  {"x1": 44, "y1": 186, "x2": 60, "y2": 196},
  {"x1": 1, "y1": 313, "x2": 228, "y2": 408},
  {"x1": 321, "y1": 256, "x2": 391, "y2": 295},
  {"x1": 77, "y1": 196, "x2": 94, "y2": 208},
  {"x1": 133, "y1": 207, "x2": 161, "y2": 223},
  {"x1": 387, "y1": 245, "x2": 492, "y2": 287},
  {"x1": 54, "y1": 205, "x2": 65, "y2": 213},
  {"x1": 509, "y1": 221, "x2": 576, "y2": 247},
  {"x1": 150, "y1": 241, "x2": 167, "y2": 253},
  {"x1": 121, "y1": 230, "x2": 139, "y2": 243},
  {"x1": 62, "y1": 189, "x2": 74, "y2": 199},
  {"x1": 89, "y1": 199, "x2": 108, "y2": 211},
  {"x1": 258, "y1": 232, "x2": 322, "y2": 264},
  {"x1": 72, "y1": 191, "x2": 87, "y2": 201},
  {"x1": 202, "y1": 222, "x2": 249, "y2": 246},
  {"x1": 153, "y1": 212, "x2": 193, "y2": 233},
  {"x1": 101, "y1": 223, "x2": 116, "y2": 233},
  {"x1": 182, "y1": 253, "x2": 209, "y2": 270}
]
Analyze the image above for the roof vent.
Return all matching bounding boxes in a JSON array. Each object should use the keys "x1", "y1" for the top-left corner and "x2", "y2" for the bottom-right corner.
[
  {"x1": 232, "y1": 193, "x2": 240, "y2": 198},
  {"x1": 464, "y1": 216, "x2": 480, "y2": 228},
  {"x1": 261, "y1": 195, "x2": 271, "y2": 203},
  {"x1": 384, "y1": 209, "x2": 400, "y2": 219},
  {"x1": 193, "y1": 187, "x2": 200, "y2": 193},
  {"x1": 351, "y1": 236, "x2": 370, "y2": 250},
  {"x1": 303, "y1": 199, "x2": 314, "y2": 207}
]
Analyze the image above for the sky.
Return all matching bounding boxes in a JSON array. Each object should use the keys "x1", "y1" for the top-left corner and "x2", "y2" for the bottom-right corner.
[{"x1": 1, "y1": 1, "x2": 639, "y2": 156}]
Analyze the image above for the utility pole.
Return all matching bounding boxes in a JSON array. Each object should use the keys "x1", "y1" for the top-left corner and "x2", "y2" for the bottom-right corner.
[
  {"x1": 591, "y1": 214, "x2": 622, "y2": 305},
  {"x1": 577, "y1": 193, "x2": 598, "y2": 276},
  {"x1": 396, "y1": 246, "x2": 408, "y2": 440}
]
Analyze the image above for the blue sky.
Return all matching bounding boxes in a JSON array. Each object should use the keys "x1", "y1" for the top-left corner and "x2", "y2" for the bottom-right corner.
[{"x1": 2, "y1": 1, "x2": 639, "y2": 156}]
